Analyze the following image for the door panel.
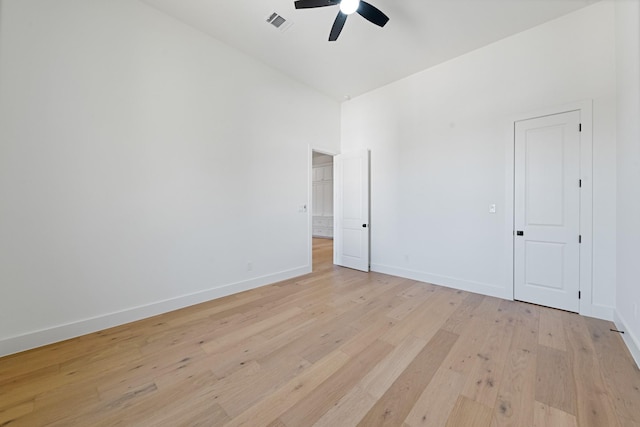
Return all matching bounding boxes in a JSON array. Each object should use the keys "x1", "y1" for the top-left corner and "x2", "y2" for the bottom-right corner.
[
  {"x1": 514, "y1": 111, "x2": 580, "y2": 312},
  {"x1": 334, "y1": 149, "x2": 370, "y2": 272},
  {"x1": 524, "y1": 241, "x2": 564, "y2": 289},
  {"x1": 525, "y1": 127, "x2": 565, "y2": 226}
]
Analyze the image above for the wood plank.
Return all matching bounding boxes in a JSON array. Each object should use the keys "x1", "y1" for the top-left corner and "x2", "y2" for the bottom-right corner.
[
  {"x1": 200, "y1": 307, "x2": 303, "y2": 353},
  {"x1": 356, "y1": 329, "x2": 459, "y2": 426},
  {"x1": 535, "y1": 345, "x2": 576, "y2": 415},
  {"x1": 533, "y1": 401, "x2": 578, "y2": 427},
  {"x1": 17, "y1": 383, "x2": 100, "y2": 426},
  {"x1": 619, "y1": 417, "x2": 640, "y2": 427},
  {"x1": 279, "y1": 339, "x2": 393, "y2": 426},
  {"x1": 386, "y1": 290, "x2": 434, "y2": 320},
  {"x1": 206, "y1": 314, "x2": 319, "y2": 377},
  {"x1": 562, "y1": 311, "x2": 621, "y2": 427},
  {"x1": 445, "y1": 395, "x2": 493, "y2": 427},
  {"x1": 442, "y1": 317, "x2": 492, "y2": 376},
  {"x1": 441, "y1": 292, "x2": 486, "y2": 335},
  {"x1": 136, "y1": 401, "x2": 230, "y2": 426},
  {"x1": 84, "y1": 370, "x2": 220, "y2": 426},
  {"x1": 461, "y1": 308, "x2": 516, "y2": 408},
  {"x1": 0, "y1": 401, "x2": 34, "y2": 426},
  {"x1": 339, "y1": 314, "x2": 398, "y2": 356},
  {"x1": 358, "y1": 335, "x2": 428, "y2": 399},
  {"x1": 403, "y1": 367, "x2": 466, "y2": 427},
  {"x1": 314, "y1": 336, "x2": 429, "y2": 425},
  {"x1": 223, "y1": 350, "x2": 350, "y2": 427},
  {"x1": 491, "y1": 348, "x2": 537, "y2": 427},
  {"x1": 311, "y1": 386, "x2": 377, "y2": 427},
  {"x1": 380, "y1": 290, "x2": 462, "y2": 346},
  {"x1": 584, "y1": 316, "x2": 640, "y2": 424},
  {"x1": 397, "y1": 281, "x2": 436, "y2": 299},
  {"x1": 265, "y1": 419, "x2": 287, "y2": 427},
  {"x1": 470, "y1": 296, "x2": 504, "y2": 323},
  {"x1": 538, "y1": 307, "x2": 567, "y2": 351},
  {"x1": 507, "y1": 302, "x2": 540, "y2": 355},
  {"x1": 210, "y1": 356, "x2": 310, "y2": 418}
]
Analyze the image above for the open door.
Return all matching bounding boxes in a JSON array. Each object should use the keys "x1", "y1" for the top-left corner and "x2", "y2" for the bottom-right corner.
[{"x1": 334, "y1": 149, "x2": 370, "y2": 272}]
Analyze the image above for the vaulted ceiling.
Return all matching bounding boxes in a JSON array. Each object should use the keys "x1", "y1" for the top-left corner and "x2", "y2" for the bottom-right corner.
[{"x1": 142, "y1": 0, "x2": 601, "y2": 101}]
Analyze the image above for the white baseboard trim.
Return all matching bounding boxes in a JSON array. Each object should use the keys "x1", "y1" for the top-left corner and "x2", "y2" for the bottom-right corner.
[
  {"x1": 614, "y1": 310, "x2": 640, "y2": 369},
  {"x1": 580, "y1": 303, "x2": 615, "y2": 321},
  {"x1": 370, "y1": 264, "x2": 511, "y2": 300},
  {"x1": 0, "y1": 265, "x2": 311, "y2": 358}
]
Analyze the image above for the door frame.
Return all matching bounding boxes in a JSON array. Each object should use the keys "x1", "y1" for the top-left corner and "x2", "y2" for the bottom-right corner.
[
  {"x1": 308, "y1": 146, "x2": 338, "y2": 270},
  {"x1": 505, "y1": 100, "x2": 595, "y2": 317}
]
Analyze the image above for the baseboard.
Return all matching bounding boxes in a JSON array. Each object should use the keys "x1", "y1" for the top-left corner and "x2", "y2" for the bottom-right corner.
[
  {"x1": 614, "y1": 310, "x2": 640, "y2": 369},
  {"x1": 370, "y1": 263, "x2": 511, "y2": 300},
  {"x1": 580, "y1": 303, "x2": 615, "y2": 321},
  {"x1": 0, "y1": 265, "x2": 311, "y2": 358}
]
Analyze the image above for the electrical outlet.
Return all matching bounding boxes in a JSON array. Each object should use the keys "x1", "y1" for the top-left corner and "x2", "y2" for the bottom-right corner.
[
  {"x1": 489, "y1": 204, "x2": 497, "y2": 214},
  {"x1": 247, "y1": 262, "x2": 253, "y2": 272}
]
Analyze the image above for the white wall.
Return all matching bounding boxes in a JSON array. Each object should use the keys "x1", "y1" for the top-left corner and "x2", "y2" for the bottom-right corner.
[
  {"x1": 615, "y1": 0, "x2": 640, "y2": 366},
  {"x1": 342, "y1": 1, "x2": 617, "y2": 316},
  {"x1": 0, "y1": 0, "x2": 340, "y2": 356}
]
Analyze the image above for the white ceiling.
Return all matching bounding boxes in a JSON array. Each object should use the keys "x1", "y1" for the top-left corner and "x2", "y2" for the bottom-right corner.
[{"x1": 142, "y1": 0, "x2": 600, "y2": 101}]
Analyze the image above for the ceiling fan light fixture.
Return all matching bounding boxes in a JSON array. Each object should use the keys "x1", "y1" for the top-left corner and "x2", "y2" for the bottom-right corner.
[
  {"x1": 294, "y1": 0, "x2": 388, "y2": 41},
  {"x1": 339, "y1": 0, "x2": 360, "y2": 15}
]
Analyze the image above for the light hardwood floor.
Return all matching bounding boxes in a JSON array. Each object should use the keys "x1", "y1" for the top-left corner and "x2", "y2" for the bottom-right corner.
[{"x1": 1, "y1": 238, "x2": 639, "y2": 426}]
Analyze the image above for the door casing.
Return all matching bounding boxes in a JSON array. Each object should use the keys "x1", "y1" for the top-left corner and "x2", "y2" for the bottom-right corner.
[{"x1": 506, "y1": 100, "x2": 594, "y2": 317}]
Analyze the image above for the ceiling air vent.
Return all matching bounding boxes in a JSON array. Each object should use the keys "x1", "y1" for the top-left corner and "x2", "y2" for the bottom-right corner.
[{"x1": 266, "y1": 12, "x2": 293, "y2": 32}]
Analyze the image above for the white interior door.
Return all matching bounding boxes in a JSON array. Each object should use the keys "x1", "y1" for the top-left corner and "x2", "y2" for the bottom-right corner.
[
  {"x1": 334, "y1": 149, "x2": 370, "y2": 272},
  {"x1": 514, "y1": 110, "x2": 581, "y2": 312}
]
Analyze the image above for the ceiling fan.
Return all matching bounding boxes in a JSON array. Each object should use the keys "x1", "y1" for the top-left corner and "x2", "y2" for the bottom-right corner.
[{"x1": 294, "y1": 0, "x2": 389, "y2": 41}]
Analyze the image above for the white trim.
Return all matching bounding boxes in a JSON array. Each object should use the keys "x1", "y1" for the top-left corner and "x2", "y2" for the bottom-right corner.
[
  {"x1": 308, "y1": 146, "x2": 314, "y2": 268},
  {"x1": 0, "y1": 265, "x2": 310, "y2": 358},
  {"x1": 507, "y1": 100, "x2": 594, "y2": 316},
  {"x1": 371, "y1": 264, "x2": 512, "y2": 300},
  {"x1": 504, "y1": 118, "x2": 516, "y2": 300},
  {"x1": 583, "y1": 304, "x2": 615, "y2": 321},
  {"x1": 577, "y1": 102, "x2": 595, "y2": 318},
  {"x1": 614, "y1": 310, "x2": 640, "y2": 369}
]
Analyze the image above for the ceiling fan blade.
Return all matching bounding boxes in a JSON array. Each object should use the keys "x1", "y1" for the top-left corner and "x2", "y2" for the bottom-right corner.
[
  {"x1": 294, "y1": 0, "x2": 339, "y2": 9},
  {"x1": 329, "y1": 11, "x2": 348, "y2": 41},
  {"x1": 357, "y1": 1, "x2": 389, "y2": 27}
]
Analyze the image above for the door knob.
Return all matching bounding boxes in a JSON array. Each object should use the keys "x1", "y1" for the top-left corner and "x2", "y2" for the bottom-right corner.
[
  {"x1": 516, "y1": 230, "x2": 524, "y2": 236},
  {"x1": 362, "y1": 224, "x2": 367, "y2": 228}
]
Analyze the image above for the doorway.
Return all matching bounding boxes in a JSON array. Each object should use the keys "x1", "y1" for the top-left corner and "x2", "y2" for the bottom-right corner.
[
  {"x1": 311, "y1": 150, "x2": 335, "y2": 271},
  {"x1": 513, "y1": 110, "x2": 583, "y2": 312},
  {"x1": 309, "y1": 148, "x2": 372, "y2": 273}
]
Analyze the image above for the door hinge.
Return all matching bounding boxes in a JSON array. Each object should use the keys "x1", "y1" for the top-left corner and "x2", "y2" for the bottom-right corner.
[
  {"x1": 579, "y1": 235, "x2": 582, "y2": 243},
  {"x1": 579, "y1": 123, "x2": 582, "y2": 132},
  {"x1": 579, "y1": 291, "x2": 581, "y2": 299},
  {"x1": 579, "y1": 179, "x2": 582, "y2": 188}
]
